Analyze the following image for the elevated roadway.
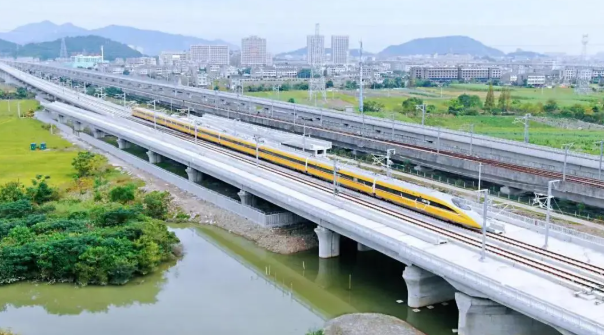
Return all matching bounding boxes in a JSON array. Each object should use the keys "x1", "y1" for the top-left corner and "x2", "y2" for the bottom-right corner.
[
  {"x1": 38, "y1": 90, "x2": 604, "y2": 335},
  {"x1": 2, "y1": 61, "x2": 604, "y2": 209}
]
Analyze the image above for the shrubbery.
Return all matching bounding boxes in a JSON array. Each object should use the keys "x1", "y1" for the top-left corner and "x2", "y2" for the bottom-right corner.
[{"x1": 0, "y1": 152, "x2": 181, "y2": 286}]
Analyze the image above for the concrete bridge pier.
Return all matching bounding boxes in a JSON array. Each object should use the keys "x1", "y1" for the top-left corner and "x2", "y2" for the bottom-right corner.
[
  {"x1": 92, "y1": 128, "x2": 106, "y2": 139},
  {"x1": 238, "y1": 190, "x2": 257, "y2": 207},
  {"x1": 314, "y1": 226, "x2": 340, "y2": 258},
  {"x1": 117, "y1": 138, "x2": 131, "y2": 149},
  {"x1": 186, "y1": 166, "x2": 205, "y2": 183},
  {"x1": 146, "y1": 150, "x2": 162, "y2": 164},
  {"x1": 357, "y1": 243, "x2": 372, "y2": 252},
  {"x1": 403, "y1": 265, "x2": 455, "y2": 308},
  {"x1": 73, "y1": 120, "x2": 85, "y2": 132},
  {"x1": 455, "y1": 292, "x2": 559, "y2": 335}
]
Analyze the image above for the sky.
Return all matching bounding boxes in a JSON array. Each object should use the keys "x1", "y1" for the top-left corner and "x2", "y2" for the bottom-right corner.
[{"x1": 1, "y1": 0, "x2": 604, "y2": 54}]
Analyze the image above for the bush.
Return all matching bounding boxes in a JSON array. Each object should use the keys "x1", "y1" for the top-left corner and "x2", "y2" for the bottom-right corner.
[
  {"x1": 109, "y1": 184, "x2": 136, "y2": 204},
  {"x1": 0, "y1": 200, "x2": 33, "y2": 219},
  {"x1": 143, "y1": 191, "x2": 171, "y2": 219},
  {"x1": 26, "y1": 175, "x2": 57, "y2": 204},
  {"x1": 0, "y1": 181, "x2": 27, "y2": 202}
]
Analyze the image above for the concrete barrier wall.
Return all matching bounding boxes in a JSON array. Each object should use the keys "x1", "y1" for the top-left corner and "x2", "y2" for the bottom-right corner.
[{"x1": 40, "y1": 113, "x2": 300, "y2": 228}]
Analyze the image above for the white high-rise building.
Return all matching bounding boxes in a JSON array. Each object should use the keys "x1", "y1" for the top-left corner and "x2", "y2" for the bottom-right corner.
[
  {"x1": 307, "y1": 33, "x2": 325, "y2": 66},
  {"x1": 331, "y1": 36, "x2": 349, "y2": 65},
  {"x1": 190, "y1": 45, "x2": 229, "y2": 65},
  {"x1": 241, "y1": 36, "x2": 267, "y2": 66}
]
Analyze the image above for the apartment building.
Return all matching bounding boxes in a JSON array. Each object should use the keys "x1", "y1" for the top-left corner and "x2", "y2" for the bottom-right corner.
[
  {"x1": 331, "y1": 35, "x2": 349, "y2": 65},
  {"x1": 241, "y1": 36, "x2": 268, "y2": 66},
  {"x1": 190, "y1": 45, "x2": 230, "y2": 65}
]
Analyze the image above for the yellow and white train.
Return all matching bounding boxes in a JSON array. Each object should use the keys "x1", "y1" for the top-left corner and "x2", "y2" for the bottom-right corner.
[{"x1": 132, "y1": 107, "x2": 484, "y2": 229}]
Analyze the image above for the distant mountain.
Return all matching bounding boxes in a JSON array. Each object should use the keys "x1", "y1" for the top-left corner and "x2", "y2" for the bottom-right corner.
[
  {"x1": 0, "y1": 39, "x2": 19, "y2": 55},
  {"x1": 0, "y1": 21, "x2": 235, "y2": 56},
  {"x1": 379, "y1": 36, "x2": 505, "y2": 57},
  {"x1": 506, "y1": 49, "x2": 547, "y2": 59},
  {"x1": 276, "y1": 47, "x2": 374, "y2": 58},
  {"x1": 14, "y1": 36, "x2": 142, "y2": 60},
  {"x1": 0, "y1": 20, "x2": 87, "y2": 45}
]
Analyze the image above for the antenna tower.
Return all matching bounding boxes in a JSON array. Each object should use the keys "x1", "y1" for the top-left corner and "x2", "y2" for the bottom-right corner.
[
  {"x1": 575, "y1": 34, "x2": 591, "y2": 95},
  {"x1": 59, "y1": 37, "x2": 68, "y2": 59},
  {"x1": 581, "y1": 34, "x2": 589, "y2": 62},
  {"x1": 308, "y1": 23, "x2": 326, "y2": 105}
]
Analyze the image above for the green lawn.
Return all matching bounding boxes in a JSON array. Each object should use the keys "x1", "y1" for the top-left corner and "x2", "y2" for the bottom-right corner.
[
  {"x1": 0, "y1": 100, "x2": 79, "y2": 186},
  {"x1": 246, "y1": 88, "x2": 604, "y2": 154}
]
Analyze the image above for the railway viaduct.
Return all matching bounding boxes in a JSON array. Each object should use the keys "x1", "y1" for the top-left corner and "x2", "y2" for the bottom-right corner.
[
  {"x1": 2, "y1": 62, "x2": 604, "y2": 335},
  {"x1": 35, "y1": 98, "x2": 603, "y2": 335},
  {"x1": 2, "y1": 61, "x2": 604, "y2": 209}
]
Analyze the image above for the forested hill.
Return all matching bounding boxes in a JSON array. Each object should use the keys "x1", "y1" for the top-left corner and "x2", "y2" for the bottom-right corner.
[
  {"x1": 0, "y1": 39, "x2": 18, "y2": 55},
  {"x1": 14, "y1": 35, "x2": 143, "y2": 60},
  {"x1": 379, "y1": 36, "x2": 505, "y2": 57}
]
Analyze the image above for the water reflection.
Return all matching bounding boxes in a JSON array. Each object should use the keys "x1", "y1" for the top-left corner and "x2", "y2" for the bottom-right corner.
[
  {"x1": 0, "y1": 261, "x2": 171, "y2": 315},
  {"x1": 0, "y1": 227, "x2": 323, "y2": 335}
]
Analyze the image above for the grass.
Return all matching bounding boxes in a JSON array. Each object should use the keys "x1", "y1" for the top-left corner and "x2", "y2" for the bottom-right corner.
[
  {"x1": 0, "y1": 100, "x2": 79, "y2": 186},
  {"x1": 246, "y1": 88, "x2": 604, "y2": 154}
]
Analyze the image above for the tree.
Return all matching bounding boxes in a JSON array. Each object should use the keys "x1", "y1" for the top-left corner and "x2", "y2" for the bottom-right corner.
[
  {"x1": 0, "y1": 181, "x2": 27, "y2": 202},
  {"x1": 402, "y1": 97, "x2": 424, "y2": 113},
  {"x1": 26, "y1": 175, "x2": 56, "y2": 204},
  {"x1": 544, "y1": 99, "x2": 558, "y2": 114},
  {"x1": 457, "y1": 94, "x2": 483, "y2": 109},
  {"x1": 326, "y1": 80, "x2": 334, "y2": 88},
  {"x1": 484, "y1": 83, "x2": 495, "y2": 111},
  {"x1": 497, "y1": 88, "x2": 507, "y2": 111},
  {"x1": 143, "y1": 191, "x2": 171, "y2": 219},
  {"x1": 288, "y1": 98, "x2": 296, "y2": 103},
  {"x1": 72, "y1": 151, "x2": 104, "y2": 178},
  {"x1": 363, "y1": 100, "x2": 385, "y2": 113},
  {"x1": 447, "y1": 99, "x2": 464, "y2": 116},
  {"x1": 123, "y1": 70, "x2": 130, "y2": 75},
  {"x1": 109, "y1": 184, "x2": 136, "y2": 204},
  {"x1": 297, "y1": 69, "x2": 312, "y2": 78}
]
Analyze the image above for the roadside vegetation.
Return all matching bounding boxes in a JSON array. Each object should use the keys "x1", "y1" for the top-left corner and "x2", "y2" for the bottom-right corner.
[{"x1": 0, "y1": 151, "x2": 181, "y2": 286}]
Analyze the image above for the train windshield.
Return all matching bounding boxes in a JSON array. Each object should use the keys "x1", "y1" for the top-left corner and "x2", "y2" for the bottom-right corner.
[{"x1": 452, "y1": 198, "x2": 472, "y2": 210}]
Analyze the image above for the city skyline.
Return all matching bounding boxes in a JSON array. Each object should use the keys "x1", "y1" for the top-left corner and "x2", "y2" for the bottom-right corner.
[{"x1": 1, "y1": 0, "x2": 604, "y2": 54}]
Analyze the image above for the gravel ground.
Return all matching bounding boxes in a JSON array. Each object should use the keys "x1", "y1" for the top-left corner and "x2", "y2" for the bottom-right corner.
[
  {"x1": 324, "y1": 313, "x2": 425, "y2": 335},
  {"x1": 48, "y1": 121, "x2": 318, "y2": 255}
]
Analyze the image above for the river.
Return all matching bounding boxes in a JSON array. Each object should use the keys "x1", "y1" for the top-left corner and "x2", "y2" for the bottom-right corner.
[{"x1": 0, "y1": 225, "x2": 458, "y2": 335}]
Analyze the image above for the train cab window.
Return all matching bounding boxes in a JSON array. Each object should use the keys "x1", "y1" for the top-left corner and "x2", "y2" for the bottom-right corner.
[{"x1": 452, "y1": 198, "x2": 471, "y2": 210}]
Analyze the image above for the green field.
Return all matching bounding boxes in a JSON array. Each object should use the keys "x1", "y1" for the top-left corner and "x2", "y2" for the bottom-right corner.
[
  {"x1": 247, "y1": 86, "x2": 604, "y2": 154},
  {"x1": 0, "y1": 100, "x2": 79, "y2": 186}
]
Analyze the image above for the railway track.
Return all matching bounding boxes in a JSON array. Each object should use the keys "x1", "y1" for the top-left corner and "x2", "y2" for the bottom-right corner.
[
  {"x1": 36, "y1": 81, "x2": 604, "y2": 296},
  {"x1": 27, "y1": 68, "x2": 604, "y2": 188},
  {"x1": 105, "y1": 108, "x2": 604, "y2": 297}
]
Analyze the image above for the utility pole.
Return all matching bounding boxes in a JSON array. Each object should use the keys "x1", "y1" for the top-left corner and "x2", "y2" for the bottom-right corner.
[
  {"x1": 596, "y1": 140, "x2": 604, "y2": 180},
  {"x1": 514, "y1": 113, "x2": 531, "y2": 143},
  {"x1": 543, "y1": 180, "x2": 560, "y2": 249},
  {"x1": 462, "y1": 124, "x2": 475, "y2": 155},
  {"x1": 477, "y1": 162, "x2": 483, "y2": 197},
  {"x1": 253, "y1": 135, "x2": 261, "y2": 166},
  {"x1": 386, "y1": 149, "x2": 396, "y2": 178},
  {"x1": 562, "y1": 143, "x2": 574, "y2": 181},
  {"x1": 478, "y1": 189, "x2": 489, "y2": 262},
  {"x1": 416, "y1": 104, "x2": 427, "y2": 126},
  {"x1": 333, "y1": 158, "x2": 339, "y2": 195}
]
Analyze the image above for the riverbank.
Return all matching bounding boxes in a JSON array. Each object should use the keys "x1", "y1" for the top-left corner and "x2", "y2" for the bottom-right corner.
[{"x1": 44, "y1": 115, "x2": 318, "y2": 255}]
